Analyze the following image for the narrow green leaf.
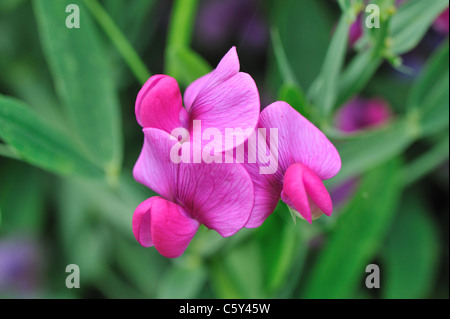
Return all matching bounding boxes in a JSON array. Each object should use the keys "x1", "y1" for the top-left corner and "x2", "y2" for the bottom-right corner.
[
  {"x1": 0, "y1": 96, "x2": 102, "y2": 177},
  {"x1": 310, "y1": 15, "x2": 349, "y2": 117},
  {"x1": 328, "y1": 119, "x2": 414, "y2": 188},
  {"x1": 303, "y1": 159, "x2": 403, "y2": 298},
  {"x1": 408, "y1": 40, "x2": 449, "y2": 136},
  {"x1": 83, "y1": 0, "x2": 151, "y2": 85},
  {"x1": 273, "y1": 0, "x2": 334, "y2": 90},
  {"x1": 166, "y1": 0, "x2": 198, "y2": 49},
  {"x1": 382, "y1": 195, "x2": 440, "y2": 298},
  {"x1": 34, "y1": 0, "x2": 123, "y2": 172},
  {"x1": 403, "y1": 135, "x2": 449, "y2": 186},
  {"x1": 390, "y1": 0, "x2": 448, "y2": 54}
]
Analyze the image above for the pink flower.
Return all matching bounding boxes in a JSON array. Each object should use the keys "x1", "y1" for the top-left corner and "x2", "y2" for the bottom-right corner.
[
  {"x1": 135, "y1": 46, "x2": 260, "y2": 152},
  {"x1": 433, "y1": 7, "x2": 449, "y2": 35},
  {"x1": 132, "y1": 47, "x2": 260, "y2": 258},
  {"x1": 242, "y1": 102, "x2": 341, "y2": 226},
  {"x1": 335, "y1": 97, "x2": 392, "y2": 133}
]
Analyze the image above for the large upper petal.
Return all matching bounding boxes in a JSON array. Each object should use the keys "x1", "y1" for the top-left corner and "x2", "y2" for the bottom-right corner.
[
  {"x1": 175, "y1": 154, "x2": 255, "y2": 237},
  {"x1": 184, "y1": 47, "x2": 260, "y2": 152},
  {"x1": 135, "y1": 75, "x2": 185, "y2": 133},
  {"x1": 133, "y1": 128, "x2": 180, "y2": 201},
  {"x1": 132, "y1": 196, "x2": 199, "y2": 258},
  {"x1": 259, "y1": 101, "x2": 341, "y2": 180}
]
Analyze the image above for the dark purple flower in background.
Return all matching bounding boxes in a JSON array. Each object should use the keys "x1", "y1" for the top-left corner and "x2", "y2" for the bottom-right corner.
[
  {"x1": 331, "y1": 97, "x2": 392, "y2": 208},
  {"x1": 195, "y1": 0, "x2": 268, "y2": 51},
  {"x1": 335, "y1": 97, "x2": 392, "y2": 133},
  {"x1": 0, "y1": 236, "x2": 42, "y2": 297}
]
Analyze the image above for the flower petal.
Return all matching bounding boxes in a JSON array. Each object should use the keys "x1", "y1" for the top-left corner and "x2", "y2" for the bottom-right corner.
[
  {"x1": 132, "y1": 197, "x2": 157, "y2": 247},
  {"x1": 281, "y1": 163, "x2": 333, "y2": 224},
  {"x1": 185, "y1": 47, "x2": 260, "y2": 152},
  {"x1": 259, "y1": 101, "x2": 341, "y2": 180},
  {"x1": 135, "y1": 75, "x2": 184, "y2": 133},
  {"x1": 175, "y1": 156, "x2": 255, "y2": 237},
  {"x1": 242, "y1": 130, "x2": 283, "y2": 228},
  {"x1": 150, "y1": 197, "x2": 199, "y2": 258},
  {"x1": 184, "y1": 46, "x2": 240, "y2": 111},
  {"x1": 133, "y1": 128, "x2": 180, "y2": 201}
]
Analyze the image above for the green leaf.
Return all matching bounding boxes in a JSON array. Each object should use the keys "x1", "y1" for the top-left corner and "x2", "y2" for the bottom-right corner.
[
  {"x1": 166, "y1": 46, "x2": 212, "y2": 88},
  {"x1": 166, "y1": 0, "x2": 198, "y2": 49},
  {"x1": 0, "y1": 162, "x2": 46, "y2": 232},
  {"x1": 390, "y1": 0, "x2": 448, "y2": 54},
  {"x1": 328, "y1": 119, "x2": 414, "y2": 188},
  {"x1": 83, "y1": 0, "x2": 151, "y2": 85},
  {"x1": 382, "y1": 194, "x2": 440, "y2": 298},
  {"x1": 158, "y1": 261, "x2": 207, "y2": 299},
  {"x1": 408, "y1": 40, "x2": 449, "y2": 136},
  {"x1": 257, "y1": 205, "x2": 304, "y2": 294},
  {"x1": 0, "y1": 96, "x2": 102, "y2": 177},
  {"x1": 310, "y1": 15, "x2": 349, "y2": 117},
  {"x1": 303, "y1": 159, "x2": 403, "y2": 298},
  {"x1": 278, "y1": 83, "x2": 309, "y2": 118},
  {"x1": 211, "y1": 240, "x2": 265, "y2": 298},
  {"x1": 273, "y1": 0, "x2": 334, "y2": 91},
  {"x1": 403, "y1": 134, "x2": 449, "y2": 186},
  {"x1": 336, "y1": 49, "x2": 383, "y2": 108},
  {"x1": 34, "y1": 0, "x2": 123, "y2": 172}
]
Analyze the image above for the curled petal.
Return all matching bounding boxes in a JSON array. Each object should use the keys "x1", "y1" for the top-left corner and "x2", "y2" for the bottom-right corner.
[
  {"x1": 135, "y1": 75, "x2": 183, "y2": 133},
  {"x1": 132, "y1": 196, "x2": 199, "y2": 258},
  {"x1": 281, "y1": 163, "x2": 333, "y2": 224},
  {"x1": 259, "y1": 101, "x2": 341, "y2": 180},
  {"x1": 150, "y1": 197, "x2": 199, "y2": 258},
  {"x1": 132, "y1": 197, "x2": 157, "y2": 247}
]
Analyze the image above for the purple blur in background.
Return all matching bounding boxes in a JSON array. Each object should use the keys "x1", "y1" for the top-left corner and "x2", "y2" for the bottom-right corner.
[{"x1": 0, "y1": 236, "x2": 42, "y2": 297}]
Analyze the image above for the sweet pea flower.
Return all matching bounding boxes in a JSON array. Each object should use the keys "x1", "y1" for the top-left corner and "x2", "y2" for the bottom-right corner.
[
  {"x1": 335, "y1": 97, "x2": 392, "y2": 133},
  {"x1": 133, "y1": 47, "x2": 259, "y2": 258},
  {"x1": 135, "y1": 46, "x2": 260, "y2": 152},
  {"x1": 242, "y1": 102, "x2": 341, "y2": 226}
]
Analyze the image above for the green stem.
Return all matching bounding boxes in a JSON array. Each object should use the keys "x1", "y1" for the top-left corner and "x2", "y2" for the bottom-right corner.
[
  {"x1": 166, "y1": 0, "x2": 199, "y2": 49},
  {"x1": 271, "y1": 28, "x2": 297, "y2": 85},
  {"x1": 83, "y1": 0, "x2": 151, "y2": 85}
]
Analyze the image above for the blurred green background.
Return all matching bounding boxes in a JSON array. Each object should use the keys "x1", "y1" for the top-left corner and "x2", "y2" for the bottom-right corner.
[{"x1": 0, "y1": 0, "x2": 448, "y2": 299}]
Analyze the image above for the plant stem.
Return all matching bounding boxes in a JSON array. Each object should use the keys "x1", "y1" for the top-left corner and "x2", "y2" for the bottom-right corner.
[
  {"x1": 166, "y1": 0, "x2": 199, "y2": 49},
  {"x1": 83, "y1": 0, "x2": 151, "y2": 85}
]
